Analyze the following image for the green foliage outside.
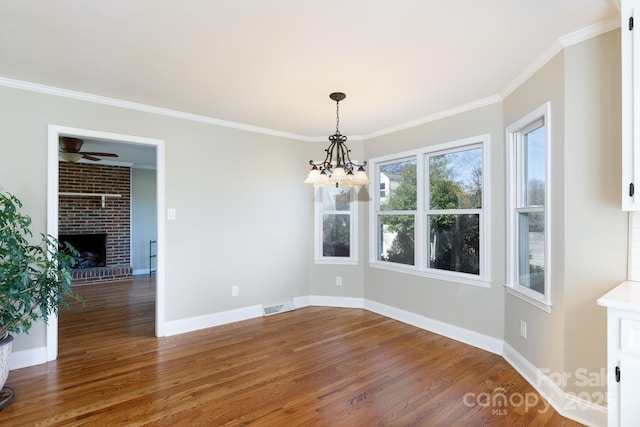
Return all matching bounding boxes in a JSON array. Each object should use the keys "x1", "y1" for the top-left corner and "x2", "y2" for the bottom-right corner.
[{"x1": 381, "y1": 149, "x2": 482, "y2": 274}]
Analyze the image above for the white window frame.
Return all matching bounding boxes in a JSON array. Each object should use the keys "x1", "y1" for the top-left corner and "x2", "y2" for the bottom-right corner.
[
  {"x1": 369, "y1": 134, "x2": 491, "y2": 288},
  {"x1": 505, "y1": 102, "x2": 552, "y2": 312},
  {"x1": 314, "y1": 186, "x2": 358, "y2": 265}
]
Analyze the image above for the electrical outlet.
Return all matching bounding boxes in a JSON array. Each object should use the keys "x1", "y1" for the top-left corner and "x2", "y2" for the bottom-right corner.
[
  {"x1": 232, "y1": 286, "x2": 239, "y2": 297},
  {"x1": 336, "y1": 276, "x2": 343, "y2": 286},
  {"x1": 520, "y1": 320, "x2": 527, "y2": 339}
]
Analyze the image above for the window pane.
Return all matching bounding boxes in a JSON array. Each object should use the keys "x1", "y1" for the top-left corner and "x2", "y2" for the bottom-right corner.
[
  {"x1": 517, "y1": 212, "x2": 544, "y2": 294},
  {"x1": 429, "y1": 147, "x2": 482, "y2": 210},
  {"x1": 523, "y1": 126, "x2": 545, "y2": 206},
  {"x1": 322, "y1": 187, "x2": 351, "y2": 211},
  {"x1": 378, "y1": 215, "x2": 414, "y2": 265},
  {"x1": 429, "y1": 214, "x2": 479, "y2": 275},
  {"x1": 322, "y1": 214, "x2": 350, "y2": 257},
  {"x1": 379, "y1": 159, "x2": 417, "y2": 211}
]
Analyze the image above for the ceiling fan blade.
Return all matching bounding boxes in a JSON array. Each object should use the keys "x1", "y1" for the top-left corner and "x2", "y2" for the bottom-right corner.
[
  {"x1": 80, "y1": 152, "x2": 119, "y2": 157},
  {"x1": 82, "y1": 154, "x2": 102, "y2": 161}
]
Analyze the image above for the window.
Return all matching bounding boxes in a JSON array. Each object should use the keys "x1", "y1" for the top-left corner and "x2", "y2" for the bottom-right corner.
[
  {"x1": 370, "y1": 135, "x2": 490, "y2": 287},
  {"x1": 427, "y1": 147, "x2": 482, "y2": 275},
  {"x1": 506, "y1": 103, "x2": 550, "y2": 310},
  {"x1": 378, "y1": 158, "x2": 417, "y2": 266},
  {"x1": 315, "y1": 186, "x2": 358, "y2": 264}
]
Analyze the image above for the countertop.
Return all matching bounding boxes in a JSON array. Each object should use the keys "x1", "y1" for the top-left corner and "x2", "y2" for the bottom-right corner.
[{"x1": 598, "y1": 281, "x2": 640, "y2": 312}]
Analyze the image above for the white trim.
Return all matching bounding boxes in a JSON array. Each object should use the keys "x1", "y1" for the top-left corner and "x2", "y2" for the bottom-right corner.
[
  {"x1": 0, "y1": 77, "x2": 310, "y2": 142},
  {"x1": 505, "y1": 287, "x2": 552, "y2": 313},
  {"x1": 313, "y1": 185, "x2": 359, "y2": 264},
  {"x1": 47, "y1": 125, "x2": 166, "y2": 360},
  {"x1": 369, "y1": 134, "x2": 491, "y2": 284},
  {"x1": 297, "y1": 295, "x2": 365, "y2": 309},
  {"x1": 504, "y1": 343, "x2": 607, "y2": 427},
  {"x1": 501, "y1": 41, "x2": 564, "y2": 100},
  {"x1": 501, "y1": 17, "x2": 619, "y2": 101},
  {"x1": 505, "y1": 102, "x2": 552, "y2": 310},
  {"x1": 369, "y1": 262, "x2": 492, "y2": 288},
  {"x1": 364, "y1": 95, "x2": 502, "y2": 140},
  {"x1": 365, "y1": 299, "x2": 503, "y2": 355},
  {"x1": 559, "y1": 16, "x2": 620, "y2": 48},
  {"x1": 163, "y1": 305, "x2": 263, "y2": 336},
  {"x1": 10, "y1": 347, "x2": 48, "y2": 370}
]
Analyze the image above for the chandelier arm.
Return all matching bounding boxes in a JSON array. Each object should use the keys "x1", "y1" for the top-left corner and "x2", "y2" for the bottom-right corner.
[
  {"x1": 305, "y1": 92, "x2": 369, "y2": 187},
  {"x1": 309, "y1": 141, "x2": 337, "y2": 171},
  {"x1": 336, "y1": 141, "x2": 349, "y2": 170}
]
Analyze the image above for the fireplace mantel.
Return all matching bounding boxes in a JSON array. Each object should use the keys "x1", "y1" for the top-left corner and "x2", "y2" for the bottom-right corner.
[{"x1": 59, "y1": 192, "x2": 122, "y2": 208}]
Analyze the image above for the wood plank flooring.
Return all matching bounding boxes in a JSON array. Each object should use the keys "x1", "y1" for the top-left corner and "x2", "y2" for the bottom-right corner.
[{"x1": 0, "y1": 276, "x2": 583, "y2": 426}]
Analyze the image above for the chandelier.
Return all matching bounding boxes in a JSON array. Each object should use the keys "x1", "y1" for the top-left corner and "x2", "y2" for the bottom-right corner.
[{"x1": 304, "y1": 92, "x2": 370, "y2": 188}]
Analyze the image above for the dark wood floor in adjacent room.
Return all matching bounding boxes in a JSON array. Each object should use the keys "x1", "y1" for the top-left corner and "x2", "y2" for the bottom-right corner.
[{"x1": 0, "y1": 276, "x2": 583, "y2": 426}]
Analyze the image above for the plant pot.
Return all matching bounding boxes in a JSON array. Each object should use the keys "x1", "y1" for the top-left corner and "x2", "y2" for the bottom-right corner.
[{"x1": 0, "y1": 334, "x2": 14, "y2": 410}]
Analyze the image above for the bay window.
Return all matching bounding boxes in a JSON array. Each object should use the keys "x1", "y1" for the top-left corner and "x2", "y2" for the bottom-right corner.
[{"x1": 370, "y1": 135, "x2": 490, "y2": 286}]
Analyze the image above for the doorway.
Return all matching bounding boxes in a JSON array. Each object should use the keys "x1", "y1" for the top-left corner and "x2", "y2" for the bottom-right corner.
[{"x1": 46, "y1": 125, "x2": 166, "y2": 361}]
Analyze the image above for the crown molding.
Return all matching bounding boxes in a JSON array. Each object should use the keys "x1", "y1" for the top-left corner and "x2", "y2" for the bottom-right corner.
[
  {"x1": 501, "y1": 16, "x2": 620, "y2": 100},
  {"x1": 0, "y1": 76, "x2": 312, "y2": 142},
  {"x1": 0, "y1": 15, "x2": 623, "y2": 143},
  {"x1": 363, "y1": 95, "x2": 503, "y2": 140},
  {"x1": 559, "y1": 15, "x2": 620, "y2": 47}
]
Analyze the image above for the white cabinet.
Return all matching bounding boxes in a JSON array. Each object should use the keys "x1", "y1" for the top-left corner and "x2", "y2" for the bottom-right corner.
[
  {"x1": 622, "y1": 0, "x2": 640, "y2": 210},
  {"x1": 598, "y1": 281, "x2": 640, "y2": 426}
]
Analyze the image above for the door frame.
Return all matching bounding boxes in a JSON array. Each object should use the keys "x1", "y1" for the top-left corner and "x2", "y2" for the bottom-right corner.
[{"x1": 46, "y1": 125, "x2": 166, "y2": 361}]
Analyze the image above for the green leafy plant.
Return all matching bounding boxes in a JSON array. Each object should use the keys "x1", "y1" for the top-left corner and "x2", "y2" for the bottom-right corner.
[{"x1": 0, "y1": 192, "x2": 82, "y2": 339}]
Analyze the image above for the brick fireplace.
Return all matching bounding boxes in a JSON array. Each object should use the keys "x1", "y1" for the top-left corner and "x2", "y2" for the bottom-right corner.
[{"x1": 59, "y1": 162, "x2": 132, "y2": 285}]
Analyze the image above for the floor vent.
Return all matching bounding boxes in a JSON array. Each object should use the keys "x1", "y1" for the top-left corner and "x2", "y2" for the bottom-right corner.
[{"x1": 263, "y1": 301, "x2": 295, "y2": 316}]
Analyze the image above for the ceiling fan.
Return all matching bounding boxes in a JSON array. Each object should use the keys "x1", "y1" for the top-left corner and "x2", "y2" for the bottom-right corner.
[{"x1": 59, "y1": 137, "x2": 119, "y2": 162}]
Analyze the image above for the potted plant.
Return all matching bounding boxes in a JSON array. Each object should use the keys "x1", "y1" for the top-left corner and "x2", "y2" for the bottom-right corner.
[{"x1": 0, "y1": 191, "x2": 81, "y2": 409}]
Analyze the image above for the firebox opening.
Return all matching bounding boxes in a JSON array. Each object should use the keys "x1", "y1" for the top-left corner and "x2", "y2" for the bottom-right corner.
[{"x1": 59, "y1": 233, "x2": 107, "y2": 269}]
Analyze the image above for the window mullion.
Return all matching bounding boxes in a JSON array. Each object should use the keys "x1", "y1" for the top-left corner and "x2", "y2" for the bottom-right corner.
[{"x1": 415, "y1": 154, "x2": 426, "y2": 269}]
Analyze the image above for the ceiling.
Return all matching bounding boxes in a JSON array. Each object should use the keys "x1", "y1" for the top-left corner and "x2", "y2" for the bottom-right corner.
[{"x1": 0, "y1": 1, "x2": 620, "y2": 147}]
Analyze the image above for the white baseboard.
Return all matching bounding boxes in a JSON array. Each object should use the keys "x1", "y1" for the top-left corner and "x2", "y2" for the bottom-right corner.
[
  {"x1": 296, "y1": 295, "x2": 365, "y2": 309},
  {"x1": 503, "y1": 343, "x2": 607, "y2": 427},
  {"x1": 364, "y1": 299, "x2": 504, "y2": 355},
  {"x1": 132, "y1": 268, "x2": 151, "y2": 276},
  {"x1": 163, "y1": 304, "x2": 263, "y2": 336},
  {"x1": 10, "y1": 346, "x2": 48, "y2": 370}
]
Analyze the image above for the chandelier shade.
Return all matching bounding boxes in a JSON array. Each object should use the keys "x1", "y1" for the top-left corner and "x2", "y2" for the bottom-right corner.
[{"x1": 304, "y1": 92, "x2": 370, "y2": 188}]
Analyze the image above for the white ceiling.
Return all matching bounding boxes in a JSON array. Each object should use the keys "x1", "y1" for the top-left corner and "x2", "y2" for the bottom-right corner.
[{"x1": 0, "y1": 0, "x2": 620, "y2": 143}]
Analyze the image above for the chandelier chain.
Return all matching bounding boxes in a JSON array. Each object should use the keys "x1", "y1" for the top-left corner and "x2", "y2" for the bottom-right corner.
[{"x1": 335, "y1": 99, "x2": 340, "y2": 134}]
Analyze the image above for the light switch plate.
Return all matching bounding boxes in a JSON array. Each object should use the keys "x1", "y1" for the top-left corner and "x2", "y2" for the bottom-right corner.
[{"x1": 167, "y1": 208, "x2": 176, "y2": 220}]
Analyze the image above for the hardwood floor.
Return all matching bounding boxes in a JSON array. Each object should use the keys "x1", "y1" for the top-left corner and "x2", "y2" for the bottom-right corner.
[{"x1": 0, "y1": 276, "x2": 583, "y2": 426}]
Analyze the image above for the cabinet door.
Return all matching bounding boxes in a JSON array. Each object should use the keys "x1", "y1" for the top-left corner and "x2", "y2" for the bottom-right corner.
[
  {"x1": 622, "y1": 0, "x2": 640, "y2": 210},
  {"x1": 620, "y1": 358, "x2": 640, "y2": 425}
]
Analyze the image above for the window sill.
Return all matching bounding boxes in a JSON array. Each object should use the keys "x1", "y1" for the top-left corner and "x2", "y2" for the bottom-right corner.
[
  {"x1": 505, "y1": 285, "x2": 552, "y2": 313},
  {"x1": 315, "y1": 258, "x2": 359, "y2": 266},
  {"x1": 369, "y1": 261, "x2": 491, "y2": 288}
]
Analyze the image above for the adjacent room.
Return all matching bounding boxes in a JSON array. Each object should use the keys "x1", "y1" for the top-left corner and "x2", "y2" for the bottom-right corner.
[{"x1": 0, "y1": 1, "x2": 634, "y2": 425}]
